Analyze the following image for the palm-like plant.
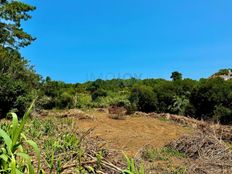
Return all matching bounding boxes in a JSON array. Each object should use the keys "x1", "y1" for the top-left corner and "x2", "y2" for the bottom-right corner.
[{"x1": 169, "y1": 95, "x2": 189, "y2": 115}]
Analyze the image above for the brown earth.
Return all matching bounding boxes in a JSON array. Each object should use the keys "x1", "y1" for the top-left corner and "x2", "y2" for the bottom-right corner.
[{"x1": 74, "y1": 110, "x2": 192, "y2": 156}]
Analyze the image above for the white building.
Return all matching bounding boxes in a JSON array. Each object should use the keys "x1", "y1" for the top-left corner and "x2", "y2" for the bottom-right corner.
[{"x1": 219, "y1": 70, "x2": 232, "y2": 81}]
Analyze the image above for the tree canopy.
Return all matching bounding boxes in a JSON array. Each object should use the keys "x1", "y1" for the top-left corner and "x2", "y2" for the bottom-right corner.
[
  {"x1": 0, "y1": 0, "x2": 36, "y2": 49},
  {"x1": 171, "y1": 71, "x2": 182, "y2": 81}
]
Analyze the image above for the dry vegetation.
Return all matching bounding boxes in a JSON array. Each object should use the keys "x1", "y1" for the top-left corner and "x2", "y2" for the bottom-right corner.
[
  {"x1": 2, "y1": 108, "x2": 232, "y2": 174},
  {"x1": 168, "y1": 131, "x2": 232, "y2": 174}
]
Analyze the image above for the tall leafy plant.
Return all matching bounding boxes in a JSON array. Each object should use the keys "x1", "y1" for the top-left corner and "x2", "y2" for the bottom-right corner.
[{"x1": 0, "y1": 100, "x2": 41, "y2": 174}]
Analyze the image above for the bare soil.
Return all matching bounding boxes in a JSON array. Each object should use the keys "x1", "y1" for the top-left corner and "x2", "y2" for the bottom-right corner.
[{"x1": 74, "y1": 110, "x2": 191, "y2": 156}]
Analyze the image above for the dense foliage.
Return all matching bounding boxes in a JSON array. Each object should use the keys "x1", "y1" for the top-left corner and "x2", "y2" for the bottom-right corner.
[
  {"x1": 37, "y1": 70, "x2": 232, "y2": 124},
  {"x1": 0, "y1": 0, "x2": 40, "y2": 118}
]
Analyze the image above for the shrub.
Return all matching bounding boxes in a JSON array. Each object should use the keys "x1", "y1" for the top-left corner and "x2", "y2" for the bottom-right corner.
[
  {"x1": 56, "y1": 92, "x2": 74, "y2": 109},
  {"x1": 213, "y1": 105, "x2": 232, "y2": 124},
  {"x1": 168, "y1": 96, "x2": 189, "y2": 115},
  {"x1": 76, "y1": 93, "x2": 92, "y2": 108},
  {"x1": 190, "y1": 78, "x2": 231, "y2": 120},
  {"x1": 92, "y1": 91, "x2": 130, "y2": 108},
  {"x1": 129, "y1": 85, "x2": 158, "y2": 113},
  {"x1": 91, "y1": 89, "x2": 107, "y2": 101},
  {"x1": 36, "y1": 96, "x2": 55, "y2": 110},
  {"x1": 123, "y1": 153, "x2": 144, "y2": 174}
]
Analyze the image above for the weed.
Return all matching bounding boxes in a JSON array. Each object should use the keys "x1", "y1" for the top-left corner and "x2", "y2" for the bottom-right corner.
[
  {"x1": 142, "y1": 148, "x2": 168, "y2": 161},
  {"x1": 161, "y1": 147, "x2": 186, "y2": 158},
  {"x1": 142, "y1": 147, "x2": 186, "y2": 162},
  {"x1": 123, "y1": 153, "x2": 144, "y2": 174},
  {"x1": 172, "y1": 165, "x2": 188, "y2": 174},
  {"x1": 43, "y1": 119, "x2": 55, "y2": 135}
]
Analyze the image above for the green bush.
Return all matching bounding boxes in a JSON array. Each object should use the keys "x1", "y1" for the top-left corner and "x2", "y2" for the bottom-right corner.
[
  {"x1": 190, "y1": 78, "x2": 232, "y2": 120},
  {"x1": 0, "y1": 76, "x2": 36, "y2": 118},
  {"x1": 213, "y1": 105, "x2": 232, "y2": 124},
  {"x1": 129, "y1": 85, "x2": 158, "y2": 113},
  {"x1": 76, "y1": 93, "x2": 92, "y2": 108},
  {"x1": 55, "y1": 92, "x2": 74, "y2": 109},
  {"x1": 91, "y1": 89, "x2": 107, "y2": 101},
  {"x1": 168, "y1": 95, "x2": 189, "y2": 115},
  {"x1": 92, "y1": 91, "x2": 130, "y2": 108},
  {"x1": 36, "y1": 96, "x2": 55, "y2": 110}
]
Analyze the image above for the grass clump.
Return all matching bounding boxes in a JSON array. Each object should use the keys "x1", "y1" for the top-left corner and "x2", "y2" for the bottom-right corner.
[
  {"x1": 140, "y1": 146, "x2": 188, "y2": 174},
  {"x1": 123, "y1": 153, "x2": 145, "y2": 174},
  {"x1": 142, "y1": 147, "x2": 186, "y2": 162}
]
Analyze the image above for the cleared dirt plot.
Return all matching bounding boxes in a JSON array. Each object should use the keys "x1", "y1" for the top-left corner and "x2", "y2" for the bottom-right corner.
[{"x1": 75, "y1": 110, "x2": 192, "y2": 156}]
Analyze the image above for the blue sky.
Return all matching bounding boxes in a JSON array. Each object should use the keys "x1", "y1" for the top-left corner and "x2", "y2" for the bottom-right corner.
[{"x1": 22, "y1": 0, "x2": 232, "y2": 83}]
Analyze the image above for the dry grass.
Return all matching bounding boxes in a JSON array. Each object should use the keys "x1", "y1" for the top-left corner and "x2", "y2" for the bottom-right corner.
[
  {"x1": 168, "y1": 131, "x2": 232, "y2": 174},
  {"x1": 24, "y1": 116, "x2": 126, "y2": 173},
  {"x1": 26, "y1": 109, "x2": 232, "y2": 173},
  {"x1": 76, "y1": 110, "x2": 191, "y2": 156}
]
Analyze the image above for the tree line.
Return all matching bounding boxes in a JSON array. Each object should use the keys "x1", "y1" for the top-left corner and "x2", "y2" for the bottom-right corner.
[{"x1": 36, "y1": 73, "x2": 232, "y2": 124}]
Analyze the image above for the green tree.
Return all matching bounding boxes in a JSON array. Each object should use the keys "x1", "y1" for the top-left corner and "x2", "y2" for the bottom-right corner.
[
  {"x1": 213, "y1": 105, "x2": 232, "y2": 124},
  {"x1": 0, "y1": 0, "x2": 36, "y2": 49},
  {"x1": 91, "y1": 89, "x2": 107, "y2": 101},
  {"x1": 153, "y1": 80, "x2": 176, "y2": 113},
  {"x1": 190, "y1": 78, "x2": 232, "y2": 121},
  {"x1": 171, "y1": 71, "x2": 182, "y2": 81},
  {"x1": 0, "y1": 0, "x2": 39, "y2": 117},
  {"x1": 0, "y1": 47, "x2": 40, "y2": 117},
  {"x1": 129, "y1": 85, "x2": 158, "y2": 113}
]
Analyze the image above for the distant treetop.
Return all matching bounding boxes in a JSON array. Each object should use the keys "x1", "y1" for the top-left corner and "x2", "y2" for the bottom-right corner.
[{"x1": 171, "y1": 71, "x2": 182, "y2": 81}]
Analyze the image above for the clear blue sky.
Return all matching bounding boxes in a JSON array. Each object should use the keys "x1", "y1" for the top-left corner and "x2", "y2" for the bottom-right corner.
[{"x1": 22, "y1": 0, "x2": 232, "y2": 83}]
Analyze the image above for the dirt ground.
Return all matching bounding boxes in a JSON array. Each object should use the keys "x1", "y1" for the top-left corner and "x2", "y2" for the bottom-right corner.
[{"x1": 75, "y1": 110, "x2": 191, "y2": 156}]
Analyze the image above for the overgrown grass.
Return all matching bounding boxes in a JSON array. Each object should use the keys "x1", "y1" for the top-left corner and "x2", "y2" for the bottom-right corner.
[
  {"x1": 142, "y1": 147, "x2": 186, "y2": 162},
  {"x1": 140, "y1": 146, "x2": 188, "y2": 174}
]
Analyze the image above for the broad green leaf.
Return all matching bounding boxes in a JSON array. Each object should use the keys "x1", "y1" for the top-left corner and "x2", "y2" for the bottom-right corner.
[
  {"x1": 11, "y1": 113, "x2": 19, "y2": 138},
  {"x1": 26, "y1": 140, "x2": 41, "y2": 173},
  {"x1": 0, "y1": 129, "x2": 13, "y2": 153},
  {"x1": 12, "y1": 99, "x2": 36, "y2": 146},
  {"x1": 10, "y1": 155, "x2": 16, "y2": 174},
  {"x1": 16, "y1": 169, "x2": 23, "y2": 174},
  {"x1": 1, "y1": 147, "x2": 7, "y2": 154},
  {"x1": 0, "y1": 154, "x2": 8, "y2": 162},
  {"x1": 20, "y1": 133, "x2": 27, "y2": 140},
  {"x1": 16, "y1": 152, "x2": 30, "y2": 161},
  {"x1": 27, "y1": 160, "x2": 35, "y2": 174}
]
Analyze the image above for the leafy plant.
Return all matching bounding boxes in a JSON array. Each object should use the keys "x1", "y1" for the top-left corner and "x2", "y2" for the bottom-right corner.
[
  {"x1": 122, "y1": 153, "x2": 144, "y2": 174},
  {"x1": 169, "y1": 95, "x2": 189, "y2": 115},
  {"x1": 43, "y1": 119, "x2": 55, "y2": 135},
  {"x1": 0, "y1": 100, "x2": 41, "y2": 173}
]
